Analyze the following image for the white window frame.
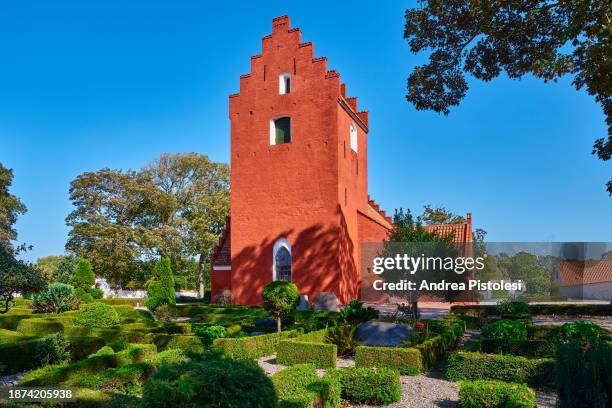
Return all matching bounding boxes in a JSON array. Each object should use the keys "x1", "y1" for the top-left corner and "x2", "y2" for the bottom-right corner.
[
  {"x1": 350, "y1": 123, "x2": 358, "y2": 152},
  {"x1": 272, "y1": 238, "x2": 291, "y2": 281},
  {"x1": 279, "y1": 72, "x2": 291, "y2": 95},
  {"x1": 270, "y1": 116, "x2": 291, "y2": 145}
]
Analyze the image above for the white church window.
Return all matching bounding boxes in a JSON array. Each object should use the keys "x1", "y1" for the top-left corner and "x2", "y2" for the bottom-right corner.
[
  {"x1": 270, "y1": 116, "x2": 291, "y2": 145},
  {"x1": 273, "y1": 238, "x2": 292, "y2": 281},
  {"x1": 279, "y1": 73, "x2": 291, "y2": 94},
  {"x1": 350, "y1": 124, "x2": 358, "y2": 152}
]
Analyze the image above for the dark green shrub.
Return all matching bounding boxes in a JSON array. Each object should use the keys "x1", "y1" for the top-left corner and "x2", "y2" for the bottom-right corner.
[
  {"x1": 67, "y1": 337, "x2": 106, "y2": 360},
  {"x1": 554, "y1": 321, "x2": 605, "y2": 346},
  {"x1": 75, "y1": 288, "x2": 94, "y2": 304},
  {"x1": 193, "y1": 324, "x2": 227, "y2": 346},
  {"x1": 458, "y1": 380, "x2": 536, "y2": 408},
  {"x1": 212, "y1": 329, "x2": 298, "y2": 359},
  {"x1": 339, "y1": 300, "x2": 379, "y2": 325},
  {"x1": 34, "y1": 333, "x2": 71, "y2": 366},
  {"x1": 16, "y1": 318, "x2": 65, "y2": 336},
  {"x1": 277, "y1": 340, "x2": 337, "y2": 369},
  {"x1": 146, "y1": 334, "x2": 204, "y2": 352},
  {"x1": 482, "y1": 319, "x2": 528, "y2": 342},
  {"x1": 446, "y1": 352, "x2": 555, "y2": 388},
  {"x1": 72, "y1": 259, "x2": 95, "y2": 288},
  {"x1": 140, "y1": 352, "x2": 276, "y2": 408},
  {"x1": 355, "y1": 345, "x2": 423, "y2": 375},
  {"x1": 272, "y1": 363, "x2": 341, "y2": 408},
  {"x1": 145, "y1": 258, "x2": 176, "y2": 311},
  {"x1": 262, "y1": 280, "x2": 300, "y2": 332},
  {"x1": 74, "y1": 302, "x2": 120, "y2": 328},
  {"x1": 555, "y1": 341, "x2": 611, "y2": 407},
  {"x1": 414, "y1": 318, "x2": 466, "y2": 369},
  {"x1": 497, "y1": 301, "x2": 530, "y2": 317},
  {"x1": 88, "y1": 287, "x2": 104, "y2": 300},
  {"x1": 0, "y1": 339, "x2": 42, "y2": 373},
  {"x1": 325, "y1": 324, "x2": 359, "y2": 356},
  {"x1": 153, "y1": 304, "x2": 176, "y2": 322},
  {"x1": 479, "y1": 339, "x2": 555, "y2": 357},
  {"x1": 336, "y1": 367, "x2": 401, "y2": 405},
  {"x1": 32, "y1": 283, "x2": 78, "y2": 313},
  {"x1": 452, "y1": 304, "x2": 612, "y2": 317}
]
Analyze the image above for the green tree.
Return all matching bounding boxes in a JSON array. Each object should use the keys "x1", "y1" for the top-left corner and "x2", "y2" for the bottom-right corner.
[
  {"x1": 404, "y1": 1, "x2": 612, "y2": 195},
  {"x1": 36, "y1": 255, "x2": 64, "y2": 283},
  {"x1": 65, "y1": 153, "x2": 230, "y2": 293},
  {"x1": 146, "y1": 258, "x2": 176, "y2": 311},
  {"x1": 0, "y1": 244, "x2": 46, "y2": 313},
  {"x1": 0, "y1": 163, "x2": 27, "y2": 250},
  {"x1": 262, "y1": 281, "x2": 300, "y2": 332},
  {"x1": 384, "y1": 208, "x2": 460, "y2": 313},
  {"x1": 71, "y1": 258, "x2": 95, "y2": 290},
  {"x1": 52, "y1": 256, "x2": 78, "y2": 284}
]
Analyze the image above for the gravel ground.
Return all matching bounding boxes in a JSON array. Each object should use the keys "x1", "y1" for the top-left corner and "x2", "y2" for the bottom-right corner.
[{"x1": 0, "y1": 371, "x2": 29, "y2": 387}]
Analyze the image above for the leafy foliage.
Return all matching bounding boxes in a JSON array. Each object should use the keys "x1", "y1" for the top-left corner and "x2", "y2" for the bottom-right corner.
[
  {"x1": 0, "y1": 244, "x2": 47, "y2": 314},
  {"x1": 65, "y1": 153, "x2": 230, "y2": 292},
  {"x1": 74, "y1": 302, "x2": 120, "y2": 328},
  {"x1": 336, "y1": 367, "x2": 402, "y2": 405},
  {"x1": 32, "y1": 283, "x2": 78, "y2": 313},
  {"x1": 140, "y1": 352, "x2": 276, "y2": 408},
  {"x1": 72, "y1": 258, "x2": 95, "y2": 290},
  {"x1": 339, "y1": 300, "x2": 378, "y2": 325},
  {"x1": 272, "y1": 364, "x2": 341, "y2": 408},
  {"x1": 554, "y1": 321, "x2": 605, "y2": 346},
  {"x1": 0, "y1": 163, "x2": 27, "y2": 249},
  {"x1": 193, "y1": 324, "x2": 227, "y2": 346},
  {"x1": 482, "y1": 319, "x2": 528, "y2": 343},
  {"x1": 262, "y1": 281, "x2": 300, "y2": 332},
  {"x1": 497, "y1": 301, "x2": 530, "y2": 317},
  {"x1": 555, "y1": 341, "x2": 611, "y2": 408},
  {"x1": 34, "y1": 333, "x2": 71, "y2": 366},
  {"x1": 458, "y1": 380, "x2": 536, "y2": 408},
  {"x1": 325, "y1": 325, "x2": 359, "y2": 356},
  {"x1": 145, "y1": 258, "x2": 176, "y2": 311},
  {"x1": 404, "y1": 1, "x2": 612, "y2": 195}
]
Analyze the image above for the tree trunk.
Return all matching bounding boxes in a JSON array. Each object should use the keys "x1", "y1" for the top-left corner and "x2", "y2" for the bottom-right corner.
[
  {"x1": 277, "y1": 317, "x2": 282, "y2": 333},
  {"x1": 198, "y1": 253, "x2": 206, "y2": 299}
]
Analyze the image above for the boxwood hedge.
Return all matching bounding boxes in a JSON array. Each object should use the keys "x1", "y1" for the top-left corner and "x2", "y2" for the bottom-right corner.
[
  {"x1": 458, "y1": 380, "x2": 536, "y2": 408},
  {"x1": 355, "y1": 346, "x2": 423, "y2": 375},
  {"x1": 446, "y1": 352, "x2": 555, "y2": 389},
  {"x1": 272, "y1": 363, "x2": 341, "y2": 408},
  {"x1": 276, "y1": 340, "x2": 337, "y2": 369},
  {"x1": 212, "y1": 329, "x2": 298, "y2": 359},
  {"x1": 334, "y1": 367, "x2": 401, "y2": 405}
]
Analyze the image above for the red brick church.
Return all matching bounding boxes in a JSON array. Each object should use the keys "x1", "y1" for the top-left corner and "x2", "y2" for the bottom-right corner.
[{"x1": 211, "y1": 16, "x2": 472, "y2": 306}]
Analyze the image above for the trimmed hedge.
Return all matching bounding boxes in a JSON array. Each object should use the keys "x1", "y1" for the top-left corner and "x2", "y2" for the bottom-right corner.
[
  {"x1": 355, "y1": 346, "x2": 423, "y2": 375},
  {"x1": 276, "y1": 329, "x2": 337, "y2": 369},
  {"x1": 446, "y1": 352, "x2": 555, "y2": 388},
  {"x1": 458, "y1": 380, "x2": 536, "y2": 408},
  {"x1": 98, "y1": 298, "x2": 144, "y2": 306},
  {"x1": 145, "y1": 334, "x2": 204, "y2": 352},
  {"x1": 16, "y1": 318, "x2": 66, "y2": 336},
  {"x1": 272, "y1": 363, "x2": 341, "y2": 408},
  {"x1": 277, "y1": 340, "x2": 337, "y2": 369},
  {"x1": 212, "y1": 329, "x2": 298, "y2": 359},
  {"x1": 68, "y1": 336, "x2": 106, "y2": 360},
  {"x1": 355, "y1": 317, "x2": 465, "y2": 374},
  {"x1": 19, "y1": 343, "x2": 157, "y2": 386},
  {"x1": 451, "y1": 304, "x2": 612, "y2": 317},
  {"x1": 0, "y1": 339, "x2": 43, "y2": 373},
  {"x1": 0, "y1": 328, "x2": 30, "y2": 344},
  {"x1": 64, "y1": 326, "x2": 149, "y2": 344},
  {"x1": 479, "y1": 339, "x2": 555, "y2": 358},
  {"x1": 335, "y1": 367, "x2": 401, "y2": 405},
  {"x1": 0, "y1": 314, "x2": 34, "y2": 330}
]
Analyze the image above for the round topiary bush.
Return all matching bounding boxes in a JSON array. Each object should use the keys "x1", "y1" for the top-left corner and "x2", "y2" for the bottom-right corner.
[
  {"x1": 140, "y1": 352, "x2": 276, "y2": 408},
  {"x1": 74, "y1": 302, "x2": 120, "y2": 328},
  {"x1": 482, "y1": 319, "x2": 528, "y2": 342},
  {"x1": 554, "y1": 321, "x2": 604, "y2": 346},
  {"x1": 262, "y1": 280, "x2": 300, "y2": 332}
]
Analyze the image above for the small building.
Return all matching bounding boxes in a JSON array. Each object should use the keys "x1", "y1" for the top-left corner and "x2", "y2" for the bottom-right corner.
[
  {"x1": 555, "y1": 260, "x2": 612, "y2": 301},
  {"x1": 210, "y1": 16, "x2": 471, "y2": 306}
]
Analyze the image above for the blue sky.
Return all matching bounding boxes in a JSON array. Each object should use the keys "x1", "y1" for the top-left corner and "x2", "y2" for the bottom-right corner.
[{"x1": 1, "y1": 1, "x2": 610, "y2": 262}]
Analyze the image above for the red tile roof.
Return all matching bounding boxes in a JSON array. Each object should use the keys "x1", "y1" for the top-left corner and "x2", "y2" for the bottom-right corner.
[
  {"x1": 424, "y1": 213, "x2": 473, "y2": 243},
  {"x1": 556, "y1": 260, "x2": 612, "y2": 286}
]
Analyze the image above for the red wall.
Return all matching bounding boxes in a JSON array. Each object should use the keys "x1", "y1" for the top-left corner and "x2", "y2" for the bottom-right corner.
[{"x1": 228, "y1": 16, "x2": 371, "y2": 305}]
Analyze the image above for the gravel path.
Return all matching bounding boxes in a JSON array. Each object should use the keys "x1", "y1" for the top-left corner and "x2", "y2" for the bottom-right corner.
[{"x1": 0, "y1": 371, "x2": 29, "y2": 387}]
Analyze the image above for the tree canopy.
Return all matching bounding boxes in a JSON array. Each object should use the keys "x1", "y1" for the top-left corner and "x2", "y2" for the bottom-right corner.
[
  {"x1": 65, "y1": 153, "x2": 229, "y2": 294},
  {"x1": 0, "y1": 163, "x2": 27, "y2": 250},
  {"x1": 404, "y1": 1, "x2": 611, "y2": 195}
]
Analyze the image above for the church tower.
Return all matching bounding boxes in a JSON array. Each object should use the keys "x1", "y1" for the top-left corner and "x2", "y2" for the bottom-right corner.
[{"x1": 211, "y1": 16, "x2": 393, "y2": 305}]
